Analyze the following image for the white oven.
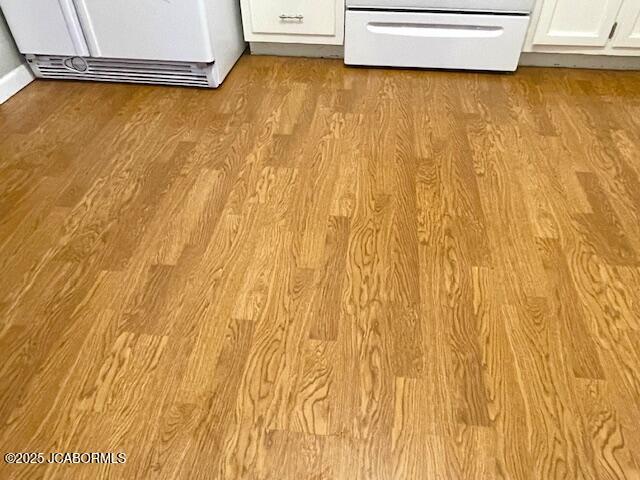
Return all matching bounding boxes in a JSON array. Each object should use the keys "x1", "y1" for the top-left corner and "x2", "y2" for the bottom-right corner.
[{"x1": 344, "y1": 0, "x2": 535, "y2": 71}]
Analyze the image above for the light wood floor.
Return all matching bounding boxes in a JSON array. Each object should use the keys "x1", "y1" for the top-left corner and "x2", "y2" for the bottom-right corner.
[{"x1": 1, "y1": 55, "x2": 640, "y2": 479}]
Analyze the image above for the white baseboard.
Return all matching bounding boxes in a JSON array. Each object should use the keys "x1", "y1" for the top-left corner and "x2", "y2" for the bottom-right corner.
[
  {"x1": 519, "y1": 53, "x2": 640, "y2": 70},
  {"x1": 248, "y1": 45, "x2": 640, "y2": 71},
  {"x1": 0, "y1": 63, "x2": 35, "y2": 105},
  {"x1": 250, "y1": 42, "x2": 344, "y2": 59}
]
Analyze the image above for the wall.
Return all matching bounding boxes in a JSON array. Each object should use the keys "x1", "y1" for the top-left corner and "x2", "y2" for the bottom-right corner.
[{"x1": 0, "y1": 11, "x2": 23, "y2": 76}]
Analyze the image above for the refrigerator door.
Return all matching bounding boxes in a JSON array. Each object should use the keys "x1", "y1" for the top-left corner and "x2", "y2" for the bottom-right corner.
[
  {"x1": 73, "y1": 0, "x2": 214, "y2": 62},
  {"x1": 0, "y1": 0, "x2": 89, "y2": 55}
]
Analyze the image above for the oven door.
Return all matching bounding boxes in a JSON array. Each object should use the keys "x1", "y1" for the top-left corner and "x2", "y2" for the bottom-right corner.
[
  {"x1": 346, "y1": 0, "x2": 534, "y2": 13},
  {"x1": 345, "y1": 9, "x2": 530, "y2": 71}
]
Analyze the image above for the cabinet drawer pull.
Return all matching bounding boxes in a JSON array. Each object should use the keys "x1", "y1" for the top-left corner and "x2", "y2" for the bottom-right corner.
[{"x1": 279, "y1": 14, "x2": 304, "y2": 21}]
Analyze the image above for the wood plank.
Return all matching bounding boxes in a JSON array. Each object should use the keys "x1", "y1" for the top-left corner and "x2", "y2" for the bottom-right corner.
[{"x1": 1, "y1": 56, "x2": 640, "y2": 479}]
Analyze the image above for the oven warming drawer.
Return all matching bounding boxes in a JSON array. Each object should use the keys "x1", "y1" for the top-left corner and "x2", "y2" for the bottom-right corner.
[{"x1": 345, "y1": 10, "x2": 530, "y2": 71}]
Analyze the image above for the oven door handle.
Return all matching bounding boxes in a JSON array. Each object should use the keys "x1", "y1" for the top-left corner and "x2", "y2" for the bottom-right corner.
[{"x1": 366, "y1": 22, "x2": 505, "y2": 38}]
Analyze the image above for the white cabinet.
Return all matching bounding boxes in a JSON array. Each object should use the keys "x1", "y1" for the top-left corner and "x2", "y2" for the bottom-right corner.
[
  {"x1": 240, "y1": 0, "x2": 344, "y2": 45},
  {"x1": 525, "y1": 0, "x2": 640, "y2": 55},
  {"x1": 612, "y1": 1, "x2": 640, "y2": 48},
  {"x1": 532, "y1": 0, "x2": 623, "y2": 46}
]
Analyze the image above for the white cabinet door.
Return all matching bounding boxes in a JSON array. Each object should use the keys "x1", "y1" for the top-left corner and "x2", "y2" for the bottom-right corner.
[
  {"x1": 611, "y1": 0, "x2": 640, "y2": 48},
  {"x1": 532, "y1": 0, "x2": 623, "y2": 46},
  {"x1": 0, "y1": 0, "x2": 88, "y2": 55},
  {"x1": 241, "y1": 0, "x2": 344, "y2": 44},
  {"x1": 73, "y1": 0, "x2": 214, "y2": 61}
]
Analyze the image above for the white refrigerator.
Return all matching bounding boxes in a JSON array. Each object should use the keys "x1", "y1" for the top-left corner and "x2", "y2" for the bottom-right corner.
[{"x1": 0, "y1": 0, "x2": 246, "y2": 87}]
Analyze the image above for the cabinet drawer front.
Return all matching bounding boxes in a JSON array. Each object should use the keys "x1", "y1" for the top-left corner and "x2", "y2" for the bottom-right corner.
[
  {"x1": 248, "y1": 0, "x2": 336, "y2": 36},
  {"x1": 345, "y1": 10, "x2": 529, "y2": 71}
]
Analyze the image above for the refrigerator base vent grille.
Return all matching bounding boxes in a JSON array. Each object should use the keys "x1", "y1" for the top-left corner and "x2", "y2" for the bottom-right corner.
[{"x1": 26, "y1": 55, "x2": 218, "y2": 88}]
